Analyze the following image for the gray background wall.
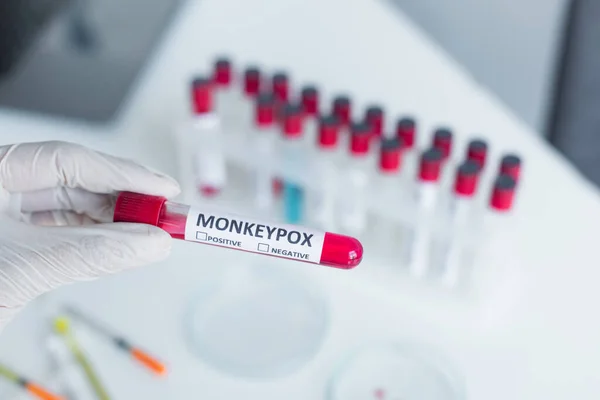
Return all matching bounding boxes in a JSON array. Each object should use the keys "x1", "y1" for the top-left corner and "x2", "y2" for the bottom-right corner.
[{"x1": 388, "y1": 0, "x2": 569, "y2": 134}]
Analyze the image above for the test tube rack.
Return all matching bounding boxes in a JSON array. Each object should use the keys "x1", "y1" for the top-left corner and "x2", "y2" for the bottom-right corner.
[{"x1": 174, "y1": 57, "x2": 523, "y2": 330}]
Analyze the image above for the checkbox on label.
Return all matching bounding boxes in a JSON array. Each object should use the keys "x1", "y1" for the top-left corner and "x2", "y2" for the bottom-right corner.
[
  {"x1": 196, "y1": 232, "x2": 208, "y2": 241},
  {"x1": 257, "y1": 243, "x2": 269, "y2": 252}
]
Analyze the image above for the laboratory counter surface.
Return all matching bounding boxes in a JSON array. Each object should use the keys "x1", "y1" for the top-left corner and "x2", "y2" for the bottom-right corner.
[{"x1": 1, "y1": 0, "x2": 600, "y2": 399}]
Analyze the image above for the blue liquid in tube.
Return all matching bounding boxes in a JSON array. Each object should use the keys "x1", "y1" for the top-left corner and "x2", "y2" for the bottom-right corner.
[{"x1": 283, "y1": 183, "x2": 304, "y2": 224}]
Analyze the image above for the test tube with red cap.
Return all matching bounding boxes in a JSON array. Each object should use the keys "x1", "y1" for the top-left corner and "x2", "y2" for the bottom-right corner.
[
  {"x1": 432, "y1": 127, "x2": 454, "y2": 187},
  {"x1": 439, "y1": 160, "x2": 481, "y2": 286},
  {"x1": 113, "y1": 191, "x2": 363, "y2": 269},
  {"x1": 279, "y1": 103, "x2": 306, "y2": 224},
  {"x1": 405, "y1": 148, "x2": 443, "y2": 277},
  {"x1": 373, "y1": 137, "x2": 405, "y2": 257},
  {"x1": 232, "y1": 66, "x2": 263, "y2": 137},
  {"x1": 178, "y1": 77, "x2": 226, "y2": 201},
  {"x1": 396, "y1": 117, "x2": 418, "y2": 180},
  {"x1": 338, "y1": 121, "x2": 374, "y2": 235},
  {"x1": 253, "y1": 93, "x2": 278, "y2": 211},
  {"x1": 308, "y1": 114, "x2": 341, "y2": 229},
  {"x1": 301, "y1": 85, "x2": 321, "y2": 144}
]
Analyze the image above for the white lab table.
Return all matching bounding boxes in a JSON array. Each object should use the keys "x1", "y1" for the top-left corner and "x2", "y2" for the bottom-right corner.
[{"x1": 1, "y1": 0, "x2": 600, "y2": 398}]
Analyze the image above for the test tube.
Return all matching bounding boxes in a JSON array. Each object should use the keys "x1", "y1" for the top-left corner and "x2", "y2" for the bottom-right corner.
[
  {"x1": 365, "y1": 105, "x2": 384, "y2": 138},
  {"x1": 213, "y1": 58, "x2": 236, "y2": 134},
  {"x1": 301, "y1": 85, "x2": 320, "y2": 145},
  {"x1": 375, "y1": 137, "x2": 403, "y2": 257},
  {"x1": 191, "y1": 78, "x2": 227, "y2": 198},
  {"x1": 332, "y1": 96, "x2": 352, "y2": 127},
  {"x1": 396, "y1": 117, "x2": 418, "y2": 180},
  {"x1": 114, "y1": 191, "x2": 364, "y2": 269},
  {"x1": 253, "y1": 93, "x2": 277, "y2": 212},
  {"x1": 440, "y1": 160, "x2": 480, "y2": 287},
  {"x1": 280, "y1": 104, "x2": 305, "y2": 224},
  {"x1": 309, "y1": 114, "x2": 341, "y2": 229},
  {"x1": 338, "y1": 121, "x2": 373, "y2": 235},
  {"x1": 405, "y1": 148, "x2": 443, "y2": 277}
]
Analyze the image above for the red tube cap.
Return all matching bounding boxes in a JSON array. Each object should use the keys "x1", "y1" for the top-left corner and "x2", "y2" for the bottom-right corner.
[
  {"x1": 419, "y1": 148, "x2": 443, "y2": 182},
  {"x1": 191, "y1": 78, "x2": 213, "y2": 114},
  {"x1": 114, "y1": 192, "x2": 167, "y2": 226},
  {"x1": 454, "y1": 160, "x2": 480, "y2": 196},
  {"x1": 396, "y1": 118, "x2": 416, "y2": 149},
  {"x1": 255, "y1": 93, "x2": 276, "y2": 127},
  {"x1": 244, "y1": 67, "x2": 261, "y2": 96},
  {"x1": 272, "y1": 72, "x2": 289, "y2": 102},
  {"x1": 213, "y1": 58, "x2": 232, "y2": 87},
  {"x1": 500, "y1": 154, "x2": 521, "y2": 181},
  {"x1": 432, "y1": 128, "x2": 453, "y2": 159},
  {"x1": 320, "y1": 232, "x2": 363, "y2": 269},
  {"x1": 282, "y1": 104, "x2": 303, "y2": 137},
  {"x1": 301, "y1": 86, "x2": 319, "y2": 116},
  {"x1": 318, "y1": 115, "x2": 339, "y2": 148},
  {"x1": 365, "y1": 105, "x2": 384, "y2": 137},
  {"x1": 490, "y1": 174, "x2": 517, "y2": 211},
  {"x1": 379, "y1": 137, "x2": 402, "y2": 172},
  {"x1": 333, "y1": 96, "x2": 351, "y2": 126},
  {"x1": 350, "y1": 121, "x2": 372, "y2": 155},
  {"x1": 467, "y1": 139, "x2": 488, "y2": 169}
]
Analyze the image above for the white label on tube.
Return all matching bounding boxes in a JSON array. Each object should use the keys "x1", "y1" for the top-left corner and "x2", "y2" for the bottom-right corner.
[{"x1": 184, "y1": 207, "x2": 326, "y2": 263}]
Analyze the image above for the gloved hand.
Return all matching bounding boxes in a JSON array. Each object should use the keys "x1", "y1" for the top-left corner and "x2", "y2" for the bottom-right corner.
[{"x1": 0, "y1": 141, "x2": 180, "y2": 330}]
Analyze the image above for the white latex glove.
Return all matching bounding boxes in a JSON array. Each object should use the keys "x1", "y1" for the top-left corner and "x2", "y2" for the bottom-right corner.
[{"x1": 0, "y1": 141, "x2": 180, "y2": 329}]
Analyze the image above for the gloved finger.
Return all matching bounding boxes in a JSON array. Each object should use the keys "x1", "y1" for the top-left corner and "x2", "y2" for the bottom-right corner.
[
  {"x1": 0, "y1": 223, "x2": 172, "y2": 308},
  {"x1": 0, "y1": 141, "x2": 180, "y2": 197},
  {"x1": 23, "y1": 211, "x2": 97, "y2": 226},
  {"x1": 20, "y1": 188, "x2": 114, "y2": 223}
]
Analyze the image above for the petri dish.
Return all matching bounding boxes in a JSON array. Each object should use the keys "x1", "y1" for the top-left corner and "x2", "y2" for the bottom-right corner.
[
  {"x1": 327, "y1": 342, "x2": 465, "y2": 400},
  {"x1": 185, "y1": 261, "x2": 329, "y2": 379}
]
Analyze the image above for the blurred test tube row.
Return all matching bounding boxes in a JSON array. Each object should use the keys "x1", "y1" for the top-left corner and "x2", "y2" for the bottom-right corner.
[{"x1": 176, "y1": 56, "x2": 523, "y2": 291}]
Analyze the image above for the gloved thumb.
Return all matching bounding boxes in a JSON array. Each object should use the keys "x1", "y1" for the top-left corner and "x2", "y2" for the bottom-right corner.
[{"x1": 0, "y1": 221, "x2": 172, "y2": 308}]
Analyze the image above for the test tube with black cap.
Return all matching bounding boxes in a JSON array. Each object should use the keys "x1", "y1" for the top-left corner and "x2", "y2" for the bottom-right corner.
[
  {"x1": 280, "y1": 103, "x2": 306, "y2": 223},
  {"x1": 178, "y1": 77, "x2": 226, "y2": 201},
  {"x1": 338, "y1": 120, "x2": 373, "y2": 235},
  {"x1": 396, "y1": 117, "x2": 418, "y2": 182},
  {"x1": 439, "y1": 160, "x2": 481, "y2": 286},
  {"x1": 253, "y1": 93, "x2": 278, "y2": 211},
  {"x1": 309, "y1": 114, "x2": 341, "y2": 229},
  {"x1": 406, "y1": 147, "x2": 443, "y2": 276}
]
